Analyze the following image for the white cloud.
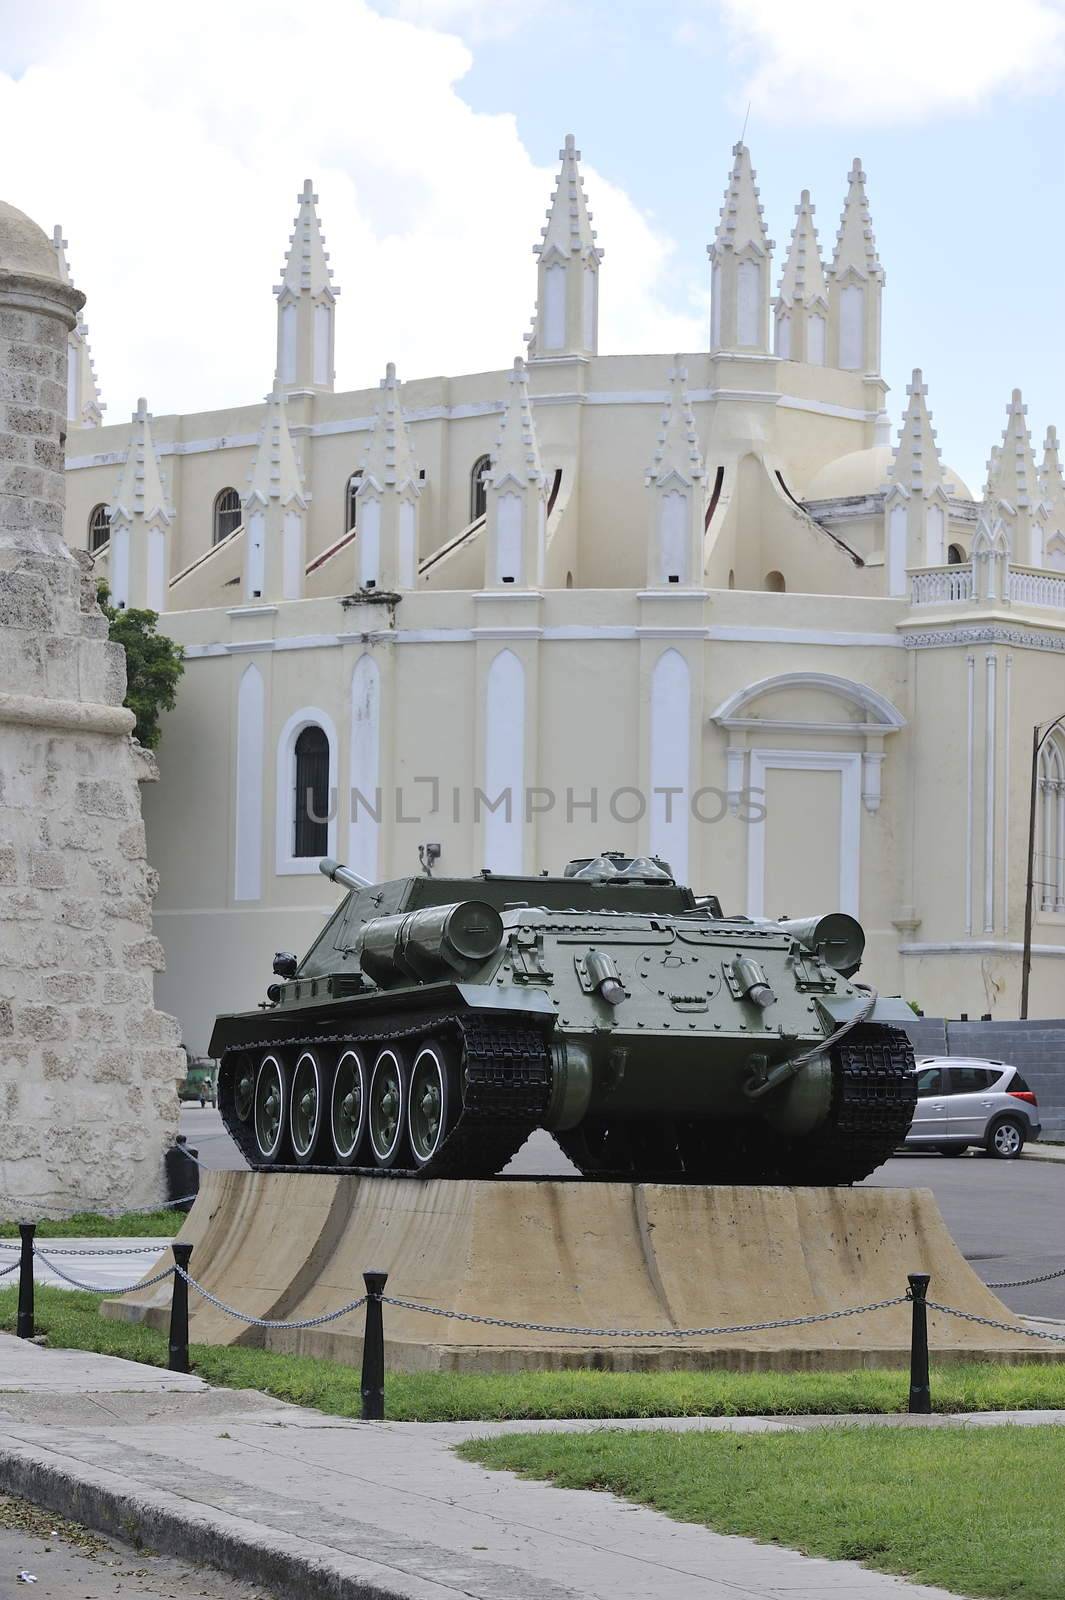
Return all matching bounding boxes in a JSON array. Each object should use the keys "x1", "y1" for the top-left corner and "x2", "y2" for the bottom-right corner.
[
  {"x1": 715, "y1": 0, "x2": 1065, "y2": 122},
  {"x1": 0, "y1": 0, "x2": 700, "y2": 422}
]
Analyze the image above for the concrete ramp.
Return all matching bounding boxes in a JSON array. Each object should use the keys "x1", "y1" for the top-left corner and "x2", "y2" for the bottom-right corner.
[{"x1": 104, "y1": 1171, "x2": 1048, "y2": 1371}]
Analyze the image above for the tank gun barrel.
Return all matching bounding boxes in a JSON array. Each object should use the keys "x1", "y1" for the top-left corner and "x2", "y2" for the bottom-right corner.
[{"x1": 319, "y1": 857, "x2": 373, "y2": 892}]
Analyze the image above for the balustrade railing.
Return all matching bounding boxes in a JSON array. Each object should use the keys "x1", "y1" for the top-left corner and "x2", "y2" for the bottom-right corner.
[
  {"x1": 909, "y1": 566, "x2": 973, "y2": 604},
  {"x1": 1009, "y1": 565, "x2": 1065, "y2": 609}
]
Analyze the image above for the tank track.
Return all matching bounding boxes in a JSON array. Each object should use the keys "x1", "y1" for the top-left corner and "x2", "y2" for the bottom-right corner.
[
  {"x1": 557, "y1": 1023, "x2": 917, "y2": 1186},
  {"x1": 217, "y1": 1011, "x2": 551, "y2": 1178}
]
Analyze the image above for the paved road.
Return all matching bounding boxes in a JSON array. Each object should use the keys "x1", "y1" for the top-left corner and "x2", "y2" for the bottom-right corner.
[
  {"x1": 178, "y1": 1108, "x2": 1065, "y2": 1320},
  {"x1": 0, "y1": 1493, "x2": 273, "y2": 1599}
]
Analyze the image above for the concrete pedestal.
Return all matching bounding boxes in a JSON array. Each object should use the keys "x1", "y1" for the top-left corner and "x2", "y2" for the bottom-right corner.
[{"x1": 105, "y1": 1170, "x2": 1048, "y2": 1371}]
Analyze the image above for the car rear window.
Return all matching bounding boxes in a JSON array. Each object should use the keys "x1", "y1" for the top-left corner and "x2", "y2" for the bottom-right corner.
[
  {"x1": 946, "y1": 1066, "x2": 999, "y2": 1093},
  {"x1": 1008, "y1": 1070, "x2": 1032, "y2": 1092}
]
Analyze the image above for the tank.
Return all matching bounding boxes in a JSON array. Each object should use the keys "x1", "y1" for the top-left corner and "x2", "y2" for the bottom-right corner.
[{"x1": 209, "y1": 852, "x2": 917, "y2": 1184}]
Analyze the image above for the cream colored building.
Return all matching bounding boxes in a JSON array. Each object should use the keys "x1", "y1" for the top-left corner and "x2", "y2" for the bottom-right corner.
[{"x1": 60, "y1": 140, "x2": 1065, "y2": 1051}]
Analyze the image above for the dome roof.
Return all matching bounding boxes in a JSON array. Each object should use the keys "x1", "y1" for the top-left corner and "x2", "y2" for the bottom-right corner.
[
  {"x1": 0, "y1": 200, "x2": 60, "y2": 281},
  {"x1": 803, "y1": 444, "x2": 973, "y2": 502}
]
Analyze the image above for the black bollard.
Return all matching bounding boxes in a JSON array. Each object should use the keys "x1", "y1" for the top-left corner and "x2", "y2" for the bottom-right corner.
[
  {"x1": 907, "y1": 1272, "x2": 932, "y2": 1414},
  {"x1": 168, "y1": 1243, "x2": 194, "y2": 1373},
  {"x1": 16, "y1": 1223, "x2": 35, "y2": 1340},
  {"x1": 360, "y1": 1270, "x2": 388, "y2": 1421},
  {"x1": 165, "y1": 1137, "x2": 200, "y2": 1213}
]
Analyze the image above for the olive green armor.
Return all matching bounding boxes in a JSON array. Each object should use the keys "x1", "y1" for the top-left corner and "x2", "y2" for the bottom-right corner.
[{"x1": 210, "y1": 853, "x2": 916, "y2": 1184}]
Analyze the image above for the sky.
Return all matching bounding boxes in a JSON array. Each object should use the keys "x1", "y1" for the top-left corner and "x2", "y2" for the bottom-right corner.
[{"x1": 1, "y1": 0, "x2": 1063, "y2": 493}]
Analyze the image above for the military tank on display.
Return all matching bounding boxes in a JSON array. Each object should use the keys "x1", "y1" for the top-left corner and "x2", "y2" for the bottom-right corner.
[{"x1": 210, "y1": 852, "x2": 918, "y2": 1184}]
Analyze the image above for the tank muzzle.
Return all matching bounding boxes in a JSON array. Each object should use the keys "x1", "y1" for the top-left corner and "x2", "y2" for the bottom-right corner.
[
  {"x1": 776, "y1": 913, "x2": 865, "y2": 977},
  {"x1": 359, "y1": 901, "x2": 504, "y2": 985}
]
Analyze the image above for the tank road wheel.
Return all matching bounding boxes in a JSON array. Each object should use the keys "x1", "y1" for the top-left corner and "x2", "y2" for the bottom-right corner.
[
  {"x1": 253, "y1": 1053, "x2": 288, "y2": 1164},
  {"x1": 368, "y1": 1047, "x2": 408, "y2": 1169},
  {"x1": 233, "y1": 1058, "x2": 255, "y2": 1123},
  {"x1": 330, "y1": 1049, "x2": 367, "y2": 1167},
  {"x1": 408, "y1": 1041, "x2": 457, "y2": 1170},
  {"x1": 289, "y1": 1050, "x2": 325, "y2": 1166}
]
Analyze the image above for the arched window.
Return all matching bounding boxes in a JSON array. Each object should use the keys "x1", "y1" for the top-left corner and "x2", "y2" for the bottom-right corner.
[
  {"x1": 1038, "y1": 736, "x2": 1065, "y2": 913},
  {"x1": 470, "y1": 454, "x2": 492, "y2": 522},
  {"x1": 213, "y1": 487, "x2": 241, "y2": 546},
  {"x1": 764, "y1": 570, "x2": 786, "y2": 593},
  {"x1": 293, "y1": 725, "x2": 330, "y2": 858},
  {"x1": 346, "y1": 471, "x2": 362, "y2": 534},
  {"x1": 88, "y1": 503, "x2": 111, "y2": 553},
  {"x1": 947, "y1": 543, "x2": 965, "y2": 566}
]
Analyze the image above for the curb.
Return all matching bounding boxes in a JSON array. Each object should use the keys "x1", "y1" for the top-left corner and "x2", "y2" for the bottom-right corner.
[{"x1": 0, "y1": 1440, "x2": 444, "y2": 1600}]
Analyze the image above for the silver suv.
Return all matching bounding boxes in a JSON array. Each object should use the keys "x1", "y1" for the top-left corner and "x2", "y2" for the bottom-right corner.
[{"x1": 904, "y1": 1057, "x2": 1041, "y2": 1158}]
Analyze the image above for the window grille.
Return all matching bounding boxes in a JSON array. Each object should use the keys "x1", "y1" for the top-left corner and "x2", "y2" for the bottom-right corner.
[
  {"x1": 89, "y1": 504, "x2": 111, "y2": 552},
  {"x1": 213, "y1": 488, "x2": 242, "y2": 545}
]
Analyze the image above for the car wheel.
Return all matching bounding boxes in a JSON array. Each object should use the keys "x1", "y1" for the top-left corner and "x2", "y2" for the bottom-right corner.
[
  {"x1": 937, "y1": 1145, "x2": 968, "y2": 1157},
  {"x1": 986, "y1": 1117, "x2": 1025, "y2": 1160}
]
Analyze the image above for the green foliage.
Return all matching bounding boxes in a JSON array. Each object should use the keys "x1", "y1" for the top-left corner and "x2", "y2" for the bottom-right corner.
[
  {"x1": 1, "y1": 1287, "x2": 1064, "y2": 1423},
  {"x1": 0, "y1": 1210, "x2": 181, "y2": 1238},
  {"x1": 96, "y1": 580, "x2": 184, "y2": 750},
  {"x1": 461, "y1": 1426, "x2": 1065, "y2": 1599}
]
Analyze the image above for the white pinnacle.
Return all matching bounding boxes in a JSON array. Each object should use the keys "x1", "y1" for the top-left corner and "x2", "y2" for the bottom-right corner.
[
  {"x1": 360, "y1": 363, "x2": 420, "y2": 493},
  {"x1": 988, "y1": 389, "x2": 1042, "y2": 513},
  {"x1": 535, "y1": 134, "x2": 602, "y2": 264},
  {"x1": 711, "y1": 143, "x2": 773, "y2": 258},
  {"x1": 111, "y1": 400, "x2": 172, "y2": 527},
  {"x1": 246, "y1": 383, "x2": 307, "y2": 509},
  {"x1": 777, "y1": 191, "x2": 827, "y2": 307},
  {"x1": 275, "y1": 178, "x2": 339, "y2": 301},
  {"x1": 888, "y1": 369, "x2": 944, "y2": 494},
  {"x1": 647, "y1": 361, "x2": 706, "y2": 487},
  {"x1": 831, "y1": 158, "x2": 884, "y2": 281},
  {"x1": 52, "y1": 223, "x2": 105, "y2": 426},
  {"x1": 491, "y1": 357, "x2": 546, "y2": 487}
]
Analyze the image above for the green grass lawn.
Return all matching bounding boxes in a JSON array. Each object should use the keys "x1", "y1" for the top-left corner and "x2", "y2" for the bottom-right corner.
[
  {"x1": 459, "y1": 1425, "x2": 1065, "y2": 1600},
  {"x1": 0, "y1": 1210, "x2": 181, "y2": 1238},
  {"x1": 2, "y1": 1286, "x2": 1065, "y2": 1422}
]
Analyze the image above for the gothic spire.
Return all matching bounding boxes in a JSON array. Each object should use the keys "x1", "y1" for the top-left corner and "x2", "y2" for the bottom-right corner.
[
  {"x1": 645, "y1": 359, "x2": 706, "y2": 587},
  {"x1": 830, "y1": 158, "x2": 883, "y2": 281},
  {"x1": 986, "y1": 389, "x2": 1047, "y2": 568},
  {"x1": 709, "y1": 144, "x2": 773, "y2": 354},
  {"x1": 491, "y1": 355, "x2": 546, "y2": 490},
  {"x1": 527, "y1": 134, "x2": 603, "y2": 359},
  {"x1": 107, "y1": 399, "x2": 174, "y2": 612},
  {"x1": 484, "y1": 357, "x2": 547, "y2": 588},
  {"x1": 360, "y1": 362, "x2": 420, "y2": 494},
  {"x1": 245, "y1": 382, "x2": 307, "y2": 510},
  {"x1": 274, "y1": 178, "x2": 340, "y2": 392},
  {"x1": 827, "y1": 159, "x2": 884, "y2": 373},
  {"x1": 647, "y1": 361, "x2": 706, "y2": 489},
  {"x1": 111, "y1": 399, "x2": 172, "y2": 528},
  {"x1": 888, "y1": 369, "x2": 944, "y2": 494},
  {"x1": 773, "y1": 191, "x2": 828, "y2": 363},
  {"x1": 52, "y1": 224, "x2": 104, "y2": 428},
  {"x1": 277, "y1": 178, "x2": 337, "y2": 300}
]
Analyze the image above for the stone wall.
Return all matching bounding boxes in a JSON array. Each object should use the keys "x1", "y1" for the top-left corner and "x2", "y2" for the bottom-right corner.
[{"x1": 0, "y1": 201, "x2": 182, "y2": 1215}]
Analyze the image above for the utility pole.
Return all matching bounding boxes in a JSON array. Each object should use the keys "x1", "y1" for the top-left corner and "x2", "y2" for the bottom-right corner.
[{"x1": 1020, "y1": 713, "x2": 1065, "y2": 1018}]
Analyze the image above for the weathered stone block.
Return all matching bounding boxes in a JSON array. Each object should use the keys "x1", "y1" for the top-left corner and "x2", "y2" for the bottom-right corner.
[
  {"x1": 0, "y1": 846, "x2": 15, "y2": 886},
  {"x1": 17, "y1": 1004, "x2": 68, "y2": 1041},
  {"x1": 29, "y1": 851, "x2": 66, "y2": 889},
  {"x1": 124, "y1": 936, "x2": 167, "y2": 972},
  {"x1": 75, "y1": 779, "x2": 131, "y2": 819},
  {"x1": 42, "y1": 971, "x2": 95, "y2": 1004}
]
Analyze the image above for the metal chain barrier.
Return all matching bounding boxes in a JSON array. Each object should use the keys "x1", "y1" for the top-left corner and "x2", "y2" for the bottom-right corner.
[
  {"x1": 175, "y1": 1267, "x2": 367, "y2": 1331},
  {"x1": 378, "y1": 1292, "x2": 908, "y2": 1339},
  {"x1": 0, "y1": 1261, "x2": 18, "y2": 1279},
  {"x1": 0, "y1": 1242, "x2": 166, "y2": 1258},
  {"x1": 986, "y1": 1264, "x2": 1065, "y2": 1289},
  {"x1": 30, "y1": 1247, "x2": 175, "y2": 1298},
  {"x1": 0, "y1": 1194, "x2": 196, "y2": 1221},
  {"x1": 925, "y1": 1299, "x2": 1065, "y2": 1343}
]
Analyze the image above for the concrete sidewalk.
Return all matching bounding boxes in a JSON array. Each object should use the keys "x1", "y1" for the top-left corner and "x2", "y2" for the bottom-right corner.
[{"x1": 2, "y1": 1337, "x2": 1058, "y2": 1600}]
